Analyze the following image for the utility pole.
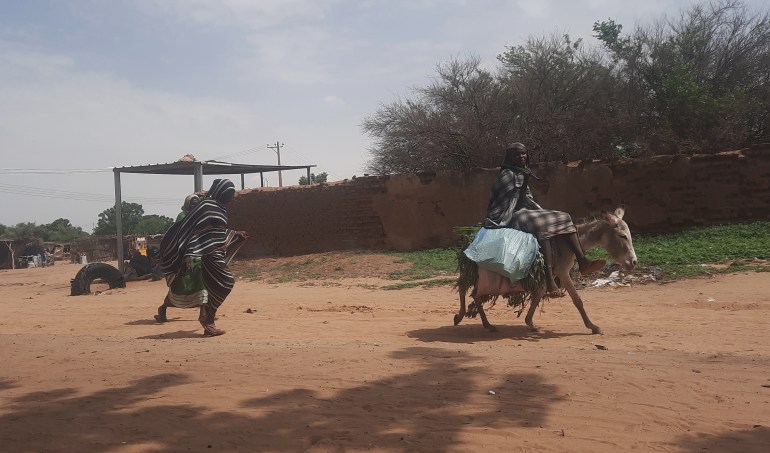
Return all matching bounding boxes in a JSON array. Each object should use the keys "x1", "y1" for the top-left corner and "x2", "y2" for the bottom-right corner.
[{"x1": 267, "y1": 141, "x2": 284, "y2": 187}]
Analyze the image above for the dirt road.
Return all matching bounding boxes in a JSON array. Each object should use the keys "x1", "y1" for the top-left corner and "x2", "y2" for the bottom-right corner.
[{"x1": 1, "y1": 261, "x2": 768, "y2": 452}]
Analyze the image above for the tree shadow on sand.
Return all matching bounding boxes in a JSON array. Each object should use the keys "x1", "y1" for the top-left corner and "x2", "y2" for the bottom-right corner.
[
  {"x1": 0, "y1": 378, "x2": 17, "y2": 392},
  {"x1": 0, "y1": 347, "x2": 564, "y2": 452},
  {"x1": 674, "y1": 426, "x2": 770, "y2": 453}
]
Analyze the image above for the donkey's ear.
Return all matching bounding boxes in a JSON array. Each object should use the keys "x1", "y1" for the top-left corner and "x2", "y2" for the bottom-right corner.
[
  {"x1": 601, "y1": 210, "x2": 613, "y2": 222},
  {"x1": 614, "y1": 206, "x2": 625, "y2": 219}
]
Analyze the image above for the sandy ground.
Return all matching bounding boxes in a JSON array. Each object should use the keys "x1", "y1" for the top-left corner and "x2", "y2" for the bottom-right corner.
[{"x1": 1, "y1": 260, "x2": 769, "y2": 453}]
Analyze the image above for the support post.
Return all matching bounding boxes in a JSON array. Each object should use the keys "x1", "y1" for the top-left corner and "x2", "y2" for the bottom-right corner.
[
  {"x1": 268, "y1": 142, "x2": 284, "y2": 187},
  {"x1": 260, "y1": 172, "x2": 264, "y2": 187},
  {"x1": 114, "y1": 170, "x2": 124, "y2": 273},
  {"x1": 240, "y1": 174, "x2": 245, "y2": 189},
  {"x1": 194, "y1": 161, "x2": 203, "y2": 192},
  {"x1": 306, "y1": 167, "x2": 312, "y2": 185}
]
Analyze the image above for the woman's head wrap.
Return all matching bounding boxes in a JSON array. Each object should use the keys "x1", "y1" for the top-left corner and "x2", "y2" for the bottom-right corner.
[
  {"x1": 207, "y1": 179, "x2": 236, "y2": 204},
  {"x1": 503, "y1": 142, "x2": 527, "y2": 165},
  {"x1": 181, "y1": 194, "x2": 201, "y2": 212}
]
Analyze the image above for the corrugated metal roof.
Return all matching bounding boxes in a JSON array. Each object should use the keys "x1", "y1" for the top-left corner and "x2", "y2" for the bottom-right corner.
[{"x1": 112, "y1": 160, "x2": 314, "y2": 175}]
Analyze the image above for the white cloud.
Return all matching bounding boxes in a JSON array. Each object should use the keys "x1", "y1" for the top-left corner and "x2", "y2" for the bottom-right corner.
[
  {"x1": 0, "y1": 47, "x2": 280, "y2": 227},
  {"x1": 238, "y1": 25, "x2": 341, "y2": 84},
  {"x1": 137, "y1": 0, "x2": 336, "y2": 28},
  {"x1": 515, "y1": 0, "x2": 554, "y2": 19},
  {"x1": 323, "y1": 94, "x2": 345, "y2": 106},
  {"x1": 0, "y1": 54, "x2": 264, "y2": 167}
]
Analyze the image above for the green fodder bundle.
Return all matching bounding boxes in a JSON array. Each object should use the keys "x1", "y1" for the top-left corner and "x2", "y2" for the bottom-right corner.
[{"x1": 453, "y1": 226, "x2": 546, "y2": 317}]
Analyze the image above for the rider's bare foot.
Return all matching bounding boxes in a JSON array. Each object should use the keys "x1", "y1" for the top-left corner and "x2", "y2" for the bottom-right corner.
[{"x1": 579, "y1": 259, "x2": 606, "y2": 275}]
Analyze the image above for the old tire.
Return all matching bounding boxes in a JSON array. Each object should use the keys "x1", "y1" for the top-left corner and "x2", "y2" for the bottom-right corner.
[{"x1": 70, "y1": 263, "x2": 126, "y2": 296}]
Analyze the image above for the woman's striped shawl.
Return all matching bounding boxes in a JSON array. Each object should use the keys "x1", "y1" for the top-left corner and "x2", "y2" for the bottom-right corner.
[{"x1": 159, "y1": 179, "x2": 239, "y2": 276}]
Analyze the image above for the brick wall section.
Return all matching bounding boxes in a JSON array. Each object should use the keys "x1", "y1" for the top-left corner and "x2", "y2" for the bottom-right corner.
[
  {"x1": 228, "y1": 177, "x2": 389, "y2": 257},
  {"x1": 228, "y1": 145, "x2": 770, "y2": 257}
]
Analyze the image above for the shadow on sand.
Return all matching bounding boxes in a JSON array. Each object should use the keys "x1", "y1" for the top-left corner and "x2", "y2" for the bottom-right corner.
[
  {"x1": 408, "y1": 323, "x2": 589, "y2": 343},
  {"x1": 675, "y1": 426, "x2": 769, "y2": 453},
  {"x1": 0, "y1": 346, "x2": 564, "y2": 452}
]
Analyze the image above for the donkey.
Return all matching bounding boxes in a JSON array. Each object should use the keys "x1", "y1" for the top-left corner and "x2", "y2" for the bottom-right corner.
[{"x1": 454, "y1": 207, "x2": 637, "y2": 334}]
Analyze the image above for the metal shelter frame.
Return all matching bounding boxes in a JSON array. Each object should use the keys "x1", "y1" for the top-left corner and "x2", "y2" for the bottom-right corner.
[{"x1": 113, "y1": 160, "x2": 315, "y2": 272}]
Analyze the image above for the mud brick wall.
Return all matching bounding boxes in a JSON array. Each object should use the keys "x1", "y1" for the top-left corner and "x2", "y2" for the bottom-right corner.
[
  {"x1": 228, "y1": 145, "x2": 770, "y2": 257},
  {"x1": 531, "y1": 145, "x2": 770, "y2": 232}
]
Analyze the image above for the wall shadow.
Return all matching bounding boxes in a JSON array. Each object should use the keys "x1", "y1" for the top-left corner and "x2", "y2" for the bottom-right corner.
[
  {"x1": 675, "y1": 426, "x2": 769, "y2": 453},
  {"x1": 0, "y1": 347, "x2": 564, "y2": 452}
]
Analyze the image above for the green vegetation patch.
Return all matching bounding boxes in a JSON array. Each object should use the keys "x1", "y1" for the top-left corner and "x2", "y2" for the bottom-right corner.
[
  {"x1": 381, "y1": 278, "x2": 457, "y2": 291},
  {"x1": 387, "y1": 248, "x2": 458, "y2": 281},
  {"x1": 588, "y1": 221, "x2": 770, "y2": 279},
  {"x1": 389, "y1": 221, "x2": 770, "y2": 284}
]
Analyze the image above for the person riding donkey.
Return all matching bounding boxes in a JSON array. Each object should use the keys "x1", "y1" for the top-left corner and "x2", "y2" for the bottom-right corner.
[{"x1": 483, "y1": 142, "x2": 605, "y2": 297}]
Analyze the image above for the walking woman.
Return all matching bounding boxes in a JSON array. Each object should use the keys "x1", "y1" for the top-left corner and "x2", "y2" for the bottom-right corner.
[{"x1": 156, "y1": 179, "x2": 248, "y2": 336}]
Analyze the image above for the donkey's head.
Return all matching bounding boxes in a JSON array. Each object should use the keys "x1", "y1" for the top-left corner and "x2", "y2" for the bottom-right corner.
[{"x1": 599, "y1": 207, "x2": 637, "y2": 271}]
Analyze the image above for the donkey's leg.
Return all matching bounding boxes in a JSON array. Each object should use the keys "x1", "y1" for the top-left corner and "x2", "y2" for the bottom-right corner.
[
  {"x1": 454, "y1": 284, "x2": 467, "y2": 326},
  {"x1": 525, "y1": 289, "x2": 544, "y2": 332},
  {"x1": 560, "y1": 272, "x2": 602, "y2": 334},
  {"x1": 475, "y1": 299, "x2": 497, "y2": 332}
]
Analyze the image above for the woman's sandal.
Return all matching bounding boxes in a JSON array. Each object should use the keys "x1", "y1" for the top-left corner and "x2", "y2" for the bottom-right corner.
[
  {"x1": 198, "y1": 306, "x2": 224, "y2": 336},
  {"x1": 154, "y1": 307, "x2": 168, "y2": 323},
  {"x1": 202, "y1": 324, "x2": 225, "y2": 337}
]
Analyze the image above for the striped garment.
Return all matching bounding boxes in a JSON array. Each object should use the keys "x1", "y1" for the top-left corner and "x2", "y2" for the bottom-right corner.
[
  {"x1": 159, "y1": 179, "x2": 245, "y2": 311},
  {"x1": 484, "y1": 166, "x2": 577, "y2": 240}
]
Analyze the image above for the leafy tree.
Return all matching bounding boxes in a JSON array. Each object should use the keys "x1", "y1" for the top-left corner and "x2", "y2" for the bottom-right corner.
[
  {"x1": 7, "y1": 222, "x2": 41, "y2": 239},
  {"x1": 593, "y1": 0, "x2": 770, "y2": 153},
  {"x1": 39, "y1": 218, "x2": 89, "y2": 242},
  {"x1": 298, "y1": 172, "x2": 329, "y2": 185},
  {"x1": 363, "y1": 0, "x2": 770, "y2": 172},
  {"x1": 0, "y1": 219, "x2": 87, "y2": 241},
  {"x1": 134, "y1": 215, "x2": 174, "y2": 234},
  {"x1": 0, "y1": 223, "x2": 7, "y2": 238},
  {"x1": 93, "y1": 202, "x2": 145, "y2": 236},
  {"x1": 498, "y1": 33, "x2": 626, "y2": 162},
  {"x1": 364, "y1": 56, "x2": 512, "y2": 174}
]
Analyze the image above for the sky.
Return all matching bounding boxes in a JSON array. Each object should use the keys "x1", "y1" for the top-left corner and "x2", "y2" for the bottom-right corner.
[{"x1": 1, "y1": 0, "x2": 763, "y2": 231}]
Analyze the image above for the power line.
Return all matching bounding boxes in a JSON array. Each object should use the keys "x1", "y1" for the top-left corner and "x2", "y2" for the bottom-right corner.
[
  {"x1": 0, "y1": 183, "x2": 181, "y2": 205},
  {"x1": 210, "y1": 145, "x2": 342, "y2": 180},
  {"x1": 279, "y1": 145, "x2": 344, "y2": 181},
  {"x1": 208, "y1": 146, "x2": 263, "y2": 161}
]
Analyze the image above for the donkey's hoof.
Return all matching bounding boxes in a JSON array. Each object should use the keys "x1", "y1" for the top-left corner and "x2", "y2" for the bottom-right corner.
[
  {"x1": 527, "y1": 324, "x2": 540, "y2": 333},
  {"x1": 485, "y1": 325, "x2": 498, "y2": 333},
  {"x1": 453, "y1": 314, "x2": 463, "y2": 326},
  {"x1": 590, "y1": 325, "x2": 603, "y2": 335}
]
